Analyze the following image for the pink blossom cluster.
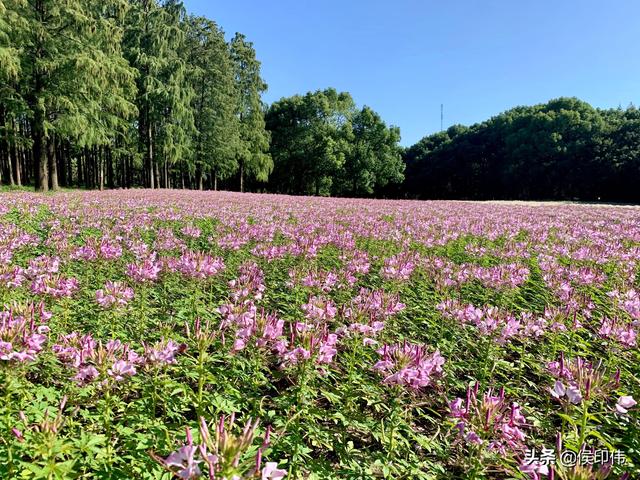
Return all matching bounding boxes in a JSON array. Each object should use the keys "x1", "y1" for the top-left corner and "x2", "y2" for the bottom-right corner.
[
  {"x1": 424, "y1": 257, "x2": 529, "y2": 290},
  {"x1": 342, "y1": 288, "x2": 405, "y2": 323},
  {"x1": 298, "y1": 268, "x2": 340, "y2": 292},
  {"x1": 52, "y1": 334, "x2": 183, "y2": 385},
  {"x1": 99, "y1": 239, "x2": 123, "y2": 259},
  {"x1": 229, "y1": 261, "x2": 266, "y2": 301},
  {"x1": 598, "y1": 317, "x2": 636, "y2": 348},
  {"x1": 381, "y1": 252, "x2": 418, "y2": 281},
  {"x1": 229, "y1": 307, "x2": 285, "y2": 353},
  {"x1": 154, "y1": 227, "x2": 186, "y2": 251},
  {"x1": 335, "y1": 320, "x2": 385, "y2": 346},
  {"x1": 31, "y1": 275, "x2": 79, "y2": 298},
  {"x1": 143, "y1": 339, "x2": 184, "y2": 367},
  {"x1": 159, "y1": 414, "x2": 286, "y2": 480},
  {"x1": 95, "y1": 281, "x2": 134, "y2": 308},
  {"x1": 126, "y1": 253, "x2": 162, "y2": 283},
  {"x1": 301, "y1": 295, "x2": 337, "y2": 323},
  {"x1": 373, "y1": 342, "x2": 445, "y2": 389},
  {"x1": 53, "y1": 334, "x2": 139, "y2": 384},
  {"x1": 437, "y1": 300, "x2": 519, "y2": 342},
  {"x1": 181, "y1": 225, "x2": 202, "y2": 238},
  {"x1": 169, "y1": 251, "x2": 225, "y2": 279},
  {"x1": 24, "y1": 255, "x2": 61, "y2": 278},
  {"x1": 449, "y1": 383, "x2": 527, "y2": 455},
  {"x1": 279, "y1": 327, "x2": 338, "y2": 369},
  {"x1": 0, "y1": 303, "x2": 51, "y2": 362},
  {"x1": 0, "y1": 265, "x2": 26, "y2": 288},
  {"x1": 547, "y1": 353, "x2": 621, "y2": 406}
]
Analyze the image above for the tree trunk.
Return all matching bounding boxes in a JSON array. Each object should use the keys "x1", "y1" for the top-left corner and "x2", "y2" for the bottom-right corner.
[
  {"x1": 48, "y1": 135, "x2": 58, "y2": 190},
  {"x1": 11, "y1": 118, "x2": 20, "y2": 186},
  {"x1": 0, "y1": 108, "x2": 13, "y2": 186},
  {"x1": 7, "y1": 140, "x2": 14, "y2": 187},
  {"x1": 106, "y1": 147, "x2": 113, "y2": 188},
  {"x1": 196, "y1": 164, "x2": 203, "y2": 190},
  {"x1": 67, "y1": 146, "x2": 73, "y2": 186},
  {"x1": 239, "y1": 162, "x2": 244, "y2": 193},
  {"x1": 154, "y1": 156, "x2": 160, "y2": 189},
  {"x1": 0, "y1": 106, "x2": 5, "y2": 186},
  {"x1": 99, "y1": 148, "x2": 104, "y2": 191},
  {"x1": 57, "y1": 140, "x2": 66, "y2": 187},
  {"x1": 214, "y1": 172, "x2": 218, "y2": 191},
  {"x1": 78, "y1": 149, "x2": 84, "y2": 186},
  {"x1": 32, "y1": 103, "x2": 48, "y2": 192},
  {"x1": 148, "y1": 123, "x2": 154, "y2": 189}
]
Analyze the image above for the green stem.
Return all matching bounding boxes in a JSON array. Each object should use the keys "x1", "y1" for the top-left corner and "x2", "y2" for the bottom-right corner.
[{"x1": 197, "y1": 346, "x2": 206, "y2": 416}]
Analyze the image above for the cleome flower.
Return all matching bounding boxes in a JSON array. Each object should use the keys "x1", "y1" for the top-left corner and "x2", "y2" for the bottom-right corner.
[
  {"x1": 95, "y1": 281, "x2": 134, "y2": 309},
  {"x1": 448, "y1": 382, "x2": 528, "y2": 455},
  {"x1": 547, "y1": 353, "x2": 620, "y2": 405},
  {"x1": 0, "y1": 302, "x2": 51, "y2": 363},
  {"x1": 53, "y1": 334, "x2": 184, "y2": 385},
  {"x1": 373, "y1": 341, "x2": 445, "y2": 389},
  {"x1": 155, "y1": 414, "x2": 286, "y2": 480}
]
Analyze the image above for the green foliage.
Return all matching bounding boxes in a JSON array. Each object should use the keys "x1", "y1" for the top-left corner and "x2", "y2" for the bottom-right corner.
[
  {"x1": 230, "y1": 33, "x2": 272, "y2": 192},
  {"x1": 185, "y1": 16, "x2": 240, "y2": 188},
  {"x1": 266, "y1": 89, "x2": 404, "y2": 197},
  {"x1": 403, "y1": 97, "x2": 640, "y2": 202}
]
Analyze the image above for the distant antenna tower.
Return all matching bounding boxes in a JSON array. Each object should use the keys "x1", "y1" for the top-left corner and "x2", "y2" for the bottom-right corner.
[{"x1": 440, "y1": 104, "x2": 444, "y2": 131}]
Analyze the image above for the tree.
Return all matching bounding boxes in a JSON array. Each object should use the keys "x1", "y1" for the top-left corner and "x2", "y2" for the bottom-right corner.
[
  {"x1": 402, "y1": 98, "x2": 617, "y2": 201},
  {"x1": 9, "y1": 0, "x2": 87, "y2": 190},
  {"x1": 230, "y1": 33, "x2": 271, "y2": 192},
  {"x1": 124, "y1": 0, "x2": 194, "y2": 189},
  {"x1": 6, "y1": 0, "x2": 137, "y2": 191},
  {"x1": 266, "y1": 88, "x2": 354, "y2": 196},
  {"x1": 338, "y1": 106, "x2": 404, "y2": 196},
  {"x1": 185, "y1": 16, "x2": 239, "y2": 190},
  {"x1": 0, "y1": 0, "x2": 22, "y2": 186},
  {"x1": 0, "y1": 0, "x2": 20, "y2": 81}
]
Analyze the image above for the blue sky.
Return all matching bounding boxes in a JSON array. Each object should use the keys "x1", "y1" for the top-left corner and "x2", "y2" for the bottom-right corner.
[{"x1": 183, "y1": 0, "x2": 640, "y2": 146}]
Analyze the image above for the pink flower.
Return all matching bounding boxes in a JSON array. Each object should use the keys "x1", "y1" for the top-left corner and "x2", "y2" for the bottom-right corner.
[
  {"x1": 550, "y1": 381, "x2": 566, "y2": 399},
  {"x1": 126, "y1": 254, "x2": 162, "y2": 283},
  {"x1": 144, "y1": 339, "x2": 182, "y2": 366},
  {"x1": 96, "y1": 281, "x2": 134, "y2": 309},
  {"x1": 616, "y1": 395, "x2": 637, "y2": 414},
  {"x1": 374, "y1": 342, "x2": 444, "y2": 390},
  {"x1": 107, "y1": 360, "x2": 137, "y2": 381},
  {"x1": 465, "y1": 430, "x2": 482, "y2": 445},
  {"x1": 262, "y1": 462, "x2": 287, "y2": 480},
  {"x1": 10, "y1": 427, "x2": 25, "y2": 443},
  {"x1": 565, "y1": 386, "x2": 582, "y2": 404},
  {"x1": 520, "y1": 461, "x2": 549, "y2": 480},
  {"x1": 164, "y1": 445, "x2": 201, "y2": 479},
  {"x1": 74, "y1": 365, "x2": 99, "y2": 384}
]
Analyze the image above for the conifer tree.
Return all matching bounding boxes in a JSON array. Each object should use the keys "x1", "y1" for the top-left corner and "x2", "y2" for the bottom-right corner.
[
  {"x1": 185, "y1": 16, "x2": 240, "y2": 190},
  {"x1": 229, "y1": 33, "x2": 271, "y2": 192},
  {"x1": 124, "y1": 0, "x2": 194, "y2": 189}
]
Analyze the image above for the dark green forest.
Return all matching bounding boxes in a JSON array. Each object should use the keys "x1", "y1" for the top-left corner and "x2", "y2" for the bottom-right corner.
[
  {"x1": 1, "y1": 0, "x2": 639, "y2": 201},
  {"x1": 401, "y1": 98, "x2": 640, "y2": 202}
]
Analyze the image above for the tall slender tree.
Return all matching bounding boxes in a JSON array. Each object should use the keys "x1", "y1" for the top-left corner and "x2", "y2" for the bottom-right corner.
[
  {"x1": 185, "y1": 16, "x2": 239, "y2": 190},
  {"x1": 229, "y1": 33, "x2": 271, "y2": 192},
  {"x1": 125, "y1": 0, "x2": 194, "y2": 189}
]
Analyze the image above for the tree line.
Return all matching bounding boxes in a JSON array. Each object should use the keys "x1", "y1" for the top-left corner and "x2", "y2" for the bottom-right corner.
[
  {"x1": 0, "y1": 0, "x2": 403, "y2": 195},
  {"x1": 0, "y1": 0, "x2": 270, "y2": 192},
  {"x1": 1, "y1": 1, "x2": 639, "y2": 201},
  {"x1": 402, "y1": 98, "x2": 640, "y2": 202}
]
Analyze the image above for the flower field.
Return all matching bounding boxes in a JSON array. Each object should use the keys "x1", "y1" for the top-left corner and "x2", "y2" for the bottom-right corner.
[{"x1": 0, "y1": 190, "x2": 639, "y2": 480}]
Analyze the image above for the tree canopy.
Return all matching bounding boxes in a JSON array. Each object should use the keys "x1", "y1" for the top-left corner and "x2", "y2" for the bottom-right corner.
[
  {"x1": 266, "y1": 88, "x2": 404, "y2": 196},
  {"x1": 1, "y1": 0, "x2": 639, "y2": 202},
  {"x1": 403, "y1": 98, "x2": 640, "y2": 202}
]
